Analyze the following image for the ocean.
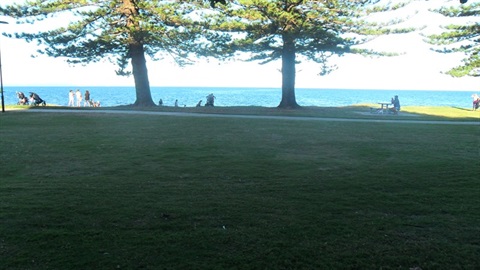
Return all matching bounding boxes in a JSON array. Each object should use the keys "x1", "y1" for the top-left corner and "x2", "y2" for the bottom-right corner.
[{"x1": 3, "y1": 86, "x2": 478, "y2": 109}]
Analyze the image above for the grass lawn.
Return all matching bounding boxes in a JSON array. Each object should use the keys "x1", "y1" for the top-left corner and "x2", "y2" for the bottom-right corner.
[
  {"x1": 0, "y1": 108, "x2": 479, "y2": 269},
  {"x1": 6, "y1": 103, "x2": 480, "y2": 120}
]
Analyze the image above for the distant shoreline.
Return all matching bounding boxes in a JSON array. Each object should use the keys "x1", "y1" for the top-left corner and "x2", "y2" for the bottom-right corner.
[{"x1": 3, "y1": 87, "x2": 476, "y2": 108}]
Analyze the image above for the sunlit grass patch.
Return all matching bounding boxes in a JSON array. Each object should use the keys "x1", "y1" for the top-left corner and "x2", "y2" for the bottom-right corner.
[{"x1": 401, "y1": 106, "x2": 480, "y2": 119}]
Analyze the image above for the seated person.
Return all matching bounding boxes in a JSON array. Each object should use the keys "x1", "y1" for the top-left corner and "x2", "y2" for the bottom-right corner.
[{"x1": 390, "y1": 95, "x2": 400, "y2": 114}]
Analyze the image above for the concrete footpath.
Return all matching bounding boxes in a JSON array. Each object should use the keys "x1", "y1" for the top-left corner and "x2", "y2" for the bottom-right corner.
[{"x1": 8, "y1": 108, "x2": 480, "y2": 125}]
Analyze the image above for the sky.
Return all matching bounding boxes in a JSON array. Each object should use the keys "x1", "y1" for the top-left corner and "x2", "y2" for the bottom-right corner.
[{"x1": 0, "y1": 0, "x2": 478, "y2": 91}]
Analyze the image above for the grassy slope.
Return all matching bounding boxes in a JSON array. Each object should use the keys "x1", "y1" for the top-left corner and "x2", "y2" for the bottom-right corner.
[{"x1": 0, "y1": 110, "x2": 479, "y2": 269}]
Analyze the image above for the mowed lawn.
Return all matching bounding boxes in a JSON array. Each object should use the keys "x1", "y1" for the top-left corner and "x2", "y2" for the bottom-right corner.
[{"x1": 0, "y1": 111, "x2": 479, "y2": 269}]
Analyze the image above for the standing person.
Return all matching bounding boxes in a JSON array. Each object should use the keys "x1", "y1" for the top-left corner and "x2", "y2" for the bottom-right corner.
[
  {"x1": 174, "y1": 99, "x2": 178, "y2": 107},
  {"x1": 68, "y1": 90, "x2": 75, "y2": 106},
  {"x1": 472, "y1": 93, "x2": 479, "y2": 110},
  {"x1": 84, "y1": 90, "x2": 91, "y2": 107},
  {"x1": 75, "y1": 89, "x2": 82, "y2": 107}
]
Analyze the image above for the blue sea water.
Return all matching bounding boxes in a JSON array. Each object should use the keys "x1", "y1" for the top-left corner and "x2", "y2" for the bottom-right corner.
[{"x1": 3, "y1": 86, "x2": 477, "y2": 109}]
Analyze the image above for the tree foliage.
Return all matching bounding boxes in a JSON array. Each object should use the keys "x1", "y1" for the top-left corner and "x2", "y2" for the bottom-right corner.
[
  {"x1": 0, "y1": 0, "x2": 218, "y2": 106},
  {"x1": 0, "y1": 0, "x2": 413, "y2": 108},
  {"x1": 204, "y1": 0, "x2": 412, "y2": 108},
  {"x1": 427, "y1": 2, "x2": 480, "y2": 77}
]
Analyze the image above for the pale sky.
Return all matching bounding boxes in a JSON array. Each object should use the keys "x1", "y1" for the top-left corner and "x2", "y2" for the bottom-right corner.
[{"x1": 0, "y1": 0, "x2": 478, "y2": 91}]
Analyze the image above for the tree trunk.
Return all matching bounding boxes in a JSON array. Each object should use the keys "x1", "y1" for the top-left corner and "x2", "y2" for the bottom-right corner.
[
  {"x1": 131, "y1": 42, "x2": 155, "y2": 107},
  {"x1": 278, "y1": 34, "x2": 300, "y2": 109},
  {"x1": 123, "y1": 0, "x2": 155, "y2": 107}
]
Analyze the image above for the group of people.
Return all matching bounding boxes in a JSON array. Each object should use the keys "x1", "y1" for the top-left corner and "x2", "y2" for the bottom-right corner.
[
  {"x1": 16, "y1": 91, "x2": 46, "y2": 106},
  {"x1": 68, "y1": 89, "x2": 100, "y2": 107},
  {"x1": 158, "y1": 93, "x2": 216, "y2": 107},
  {"x1": 196, "y1": 93, "x2": 216, "y2": 107},
  {"x1": 158, "y1": 99, "x2": 183, "y2": 107}
]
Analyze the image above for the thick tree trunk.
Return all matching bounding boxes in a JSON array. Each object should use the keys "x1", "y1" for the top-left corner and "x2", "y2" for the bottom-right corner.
[
  {"x1": 278, "y1": 34, "x2": 300, "y2": 109},
  {"x1": 123, "y1": 0, "x2": 155, "y2": 107},
  {"x1": 130, "y1": 43, "x2": 155, "y2": 107}
]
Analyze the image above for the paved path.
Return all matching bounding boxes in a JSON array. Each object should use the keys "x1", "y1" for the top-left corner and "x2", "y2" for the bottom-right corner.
[{"x1": 10, "y1": 108, "x2": 480, "y2": 125}]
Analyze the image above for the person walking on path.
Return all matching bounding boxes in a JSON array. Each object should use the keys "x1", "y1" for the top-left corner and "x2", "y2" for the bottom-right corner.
[
  {"x1": 75, "y1": 89, "x2": 82, "y2": 107},
  {"x1": 68, "y1": 90, "x2": 75, "y2": 107}
]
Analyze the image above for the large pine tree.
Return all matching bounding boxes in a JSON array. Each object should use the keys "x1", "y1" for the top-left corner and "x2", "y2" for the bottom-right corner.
[
  {"x1": 205, "y1": 0, "x2": 411, "y2": 108},
  {"x1": 0, "y1": 0, "x2": 215, "y2": 106}
]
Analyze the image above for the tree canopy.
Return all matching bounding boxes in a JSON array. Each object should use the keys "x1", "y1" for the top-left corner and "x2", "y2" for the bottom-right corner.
[
  {"x1": 204, "y1": 0, "x2": 411, "y2": 108},
  {"x1": 0, "y1": 0, "x2": 412, "y2": 108},
  {"x1": 427, "y1": 1, "x2": 479, "y2": 77},
  {"x1": 0, "y1": 0, "x2": 218, "y2": 106}
]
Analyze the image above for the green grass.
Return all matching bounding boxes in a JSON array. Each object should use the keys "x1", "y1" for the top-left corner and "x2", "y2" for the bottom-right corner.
[
  {"x1": 0, "y1": 110, "x2": 479, "y2": 269},
  {"x1": 8, "y1": 103, "x2": 480, "y2": 121}
]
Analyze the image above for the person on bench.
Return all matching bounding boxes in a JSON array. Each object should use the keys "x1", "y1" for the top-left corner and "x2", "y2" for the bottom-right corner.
[{"x1": 390, "y1": 95, "x2": 400, "y2": 114}]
